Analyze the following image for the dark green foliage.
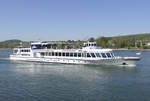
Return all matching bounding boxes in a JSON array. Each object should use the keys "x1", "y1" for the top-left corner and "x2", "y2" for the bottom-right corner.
[
  {"x1": 1, "y1": 33, "x2": 150, "y2": 49},
  {"x1": 95, "y1": 33, "x2": 150, "y2": 49},
  {"x1": 0, "y1": 39, "x2": 30, "y2": 49},
  {"x1": 88, "y1": 37, "x2": 95, "y2": 42}
]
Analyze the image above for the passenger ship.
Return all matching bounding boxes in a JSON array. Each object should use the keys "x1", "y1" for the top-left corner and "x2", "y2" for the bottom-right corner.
[{"x1": 10, "y1": 41, "x2": 140, "y2": 67}]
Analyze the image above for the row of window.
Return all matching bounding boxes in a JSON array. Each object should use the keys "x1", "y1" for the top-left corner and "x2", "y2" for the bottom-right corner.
[
  {"x1": 84, "y1": 43, "x2": 96, "y2": 47},
  {"x1": 40, "y1": 52, "x2": 114, "y2": 58},
  {"x1": 21, "y1": 50, "x2": 30, "y2": 52}
]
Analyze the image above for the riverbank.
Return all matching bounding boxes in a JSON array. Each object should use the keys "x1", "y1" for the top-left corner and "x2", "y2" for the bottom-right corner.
[
  {"x1": 0, "y1": 48, "x2": 11, "y2": 50},
  {"x1": 113, "y1": 48, "x2": 150, "y2": 51},
  {"x1": 1, "y1": 48, "x2": 150, "y2": 51}
]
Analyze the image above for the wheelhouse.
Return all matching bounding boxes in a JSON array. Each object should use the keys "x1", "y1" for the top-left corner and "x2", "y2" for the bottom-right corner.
[{"x1": 83, "y1": 42, "x2": 97, "y2": 47}]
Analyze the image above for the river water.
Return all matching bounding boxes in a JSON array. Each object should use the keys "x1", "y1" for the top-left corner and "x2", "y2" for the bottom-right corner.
[{"x1": 0, "y1": 50, "x2": 149, "y2": 101}]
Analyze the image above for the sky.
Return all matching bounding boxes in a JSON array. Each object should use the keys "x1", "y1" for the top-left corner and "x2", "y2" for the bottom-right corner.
[{"x1": 0, "y1": 0, "x2": 150, "y2": 41}]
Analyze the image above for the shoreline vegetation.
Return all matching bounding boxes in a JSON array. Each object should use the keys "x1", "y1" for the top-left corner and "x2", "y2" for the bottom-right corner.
[
  {"x1": 0, "y1": 48, "x2": 150, "y2": 51},
  {"x1": 0, "y1": 33, "x2": 150, "y2": 50},
  {"x1": 1, "y1": 48, "x2": 150, "y2": 51},
  {"x1": 0, "y1": 46, "x2": 149, "y2": 50},
  {"x1": 113, "y1": 48, "x2": 150, "y2": 51}
]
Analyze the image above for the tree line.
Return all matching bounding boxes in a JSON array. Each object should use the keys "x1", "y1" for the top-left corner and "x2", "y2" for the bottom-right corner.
[
  {"x1": 1, "y1": 33, "x2": 150, "y2": 49},
  {"x1": 89, "y1": 33, "x2": 150, "y2": 49}
]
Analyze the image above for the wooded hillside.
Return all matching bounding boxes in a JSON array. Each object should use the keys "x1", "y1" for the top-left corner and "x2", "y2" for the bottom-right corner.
[{"x1": 1, "y1": 33, "x2": 150, "y2": 49}]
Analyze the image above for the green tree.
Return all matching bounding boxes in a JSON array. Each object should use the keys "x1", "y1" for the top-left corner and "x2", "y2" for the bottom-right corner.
[{"x1": 88, "y1": 37, "x2": 95, "y2": 42}]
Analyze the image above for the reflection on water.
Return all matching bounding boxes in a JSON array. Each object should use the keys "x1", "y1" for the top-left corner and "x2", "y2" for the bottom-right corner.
[
  {"x1": 11, "y1": 60, "x2": 138, "y2": 78},
  {"x1": 7, "y1": 60, "x2": 140, "y2": 101}
]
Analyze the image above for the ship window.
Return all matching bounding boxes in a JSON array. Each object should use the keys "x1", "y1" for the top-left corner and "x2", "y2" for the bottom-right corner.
[
  {"x1": 41, "y1": 52, "x2": 44, "y2": 56},
  {"x1": 62, "y1": 52, "x2": 65, "y2": 56},
  {"x1": 49, "y1": 52, "x2": 52, "y2": 56},
  {"x1": 96, "y1": 53, "x2": 101, "y2": 57},
  {"x1": 45, "y1": 52, "x2": 47, "y2": 56},
  {"x1": 52, "y1": 52, "x2": 55, "y2": 56},
  {"x1": 78, "y1": 53, "x2": 82, "y2": 57},
  {"x1": 74, "y1": 53, "x2": 77, "y2": 57},
  {"x1": 55, "y1": 52, "x2": 58, "y2": 56},
  {"x1": 106, "y1": 53, "x2": 111, "y2": 58},
  {"x1": 111, "y1": 53, "x2": 114, "y2": 57},
  {"x1": 14, "y1": 50, "x2": 17, "y2": 53},
  {"x1": 66, "y1": 53, "x2": 69, "y2": 57},
  {"x1": 90, "y1": 53, "x2": 96, "y2": 57},
  {"x1": 83, "y1": 53, "x2": 86, "y2": 57},
  {"x1": 87, "y1": 53, "x2": 91, "y2": 57},
  {"x1": 81, "y1": 53, "x2": 84, "y2": 57},
  {"x1": 59, "y1": 52, "x2": 61, "y2": 56},
  {"x1": 70, "y1": 53, "x2": 73, "y2": 57},
  {"x1": 101, "y1": 53, "x2": 106, "y2": 58},
  {"x1": 46, "y1": 52, "x2": 49, "y2": 56},
  {"x1": 92, "y1": 44, "x2": 95, "y2": 46}
]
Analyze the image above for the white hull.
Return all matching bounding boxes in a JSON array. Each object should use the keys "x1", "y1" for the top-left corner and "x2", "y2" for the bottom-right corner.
[{"x1": 10, "y1": 55, "x2": 138, "y2": 67}]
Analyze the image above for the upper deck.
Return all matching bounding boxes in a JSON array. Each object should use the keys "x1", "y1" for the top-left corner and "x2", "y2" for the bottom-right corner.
[{"x1": 31, "y1": 41, "x2": 113, "y2": 53}]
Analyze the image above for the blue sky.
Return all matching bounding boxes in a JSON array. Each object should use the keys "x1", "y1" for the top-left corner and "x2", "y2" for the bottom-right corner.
[{"x1": 0, "y1": 0, "x2": 150, "y2": 41}]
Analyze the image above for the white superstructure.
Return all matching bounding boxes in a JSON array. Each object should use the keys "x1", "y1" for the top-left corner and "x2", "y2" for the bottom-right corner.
[{"x1": 10, "y1": 41, "x2": 140, "y2": 67}]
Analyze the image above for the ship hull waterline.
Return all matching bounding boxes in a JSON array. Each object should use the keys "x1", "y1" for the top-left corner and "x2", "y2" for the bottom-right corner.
[{"x1": 10, "y1": 55, "x2": 140, "y2": 67}]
